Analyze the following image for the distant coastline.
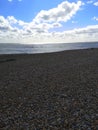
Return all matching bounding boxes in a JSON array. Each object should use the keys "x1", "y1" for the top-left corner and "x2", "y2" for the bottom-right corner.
[{"x1": 0, "y1": 41, "x2": 98, "y2": 45}]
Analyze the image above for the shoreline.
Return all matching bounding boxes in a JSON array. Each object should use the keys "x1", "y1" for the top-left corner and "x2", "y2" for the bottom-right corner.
[
  {"x1": 0, "y1": 48, "x2": 98, "y2": 129},
  {"x1": 0, "y1": 41, "x2": 98, "y2": 55},
  {"x1": 0, "y1": 47, "x2": 97, "y2": 55}
]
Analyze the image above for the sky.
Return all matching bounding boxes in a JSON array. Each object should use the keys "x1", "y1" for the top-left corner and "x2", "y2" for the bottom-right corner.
[{"x1": 0, "y1": 0, "x2": 98, "y2": 44}]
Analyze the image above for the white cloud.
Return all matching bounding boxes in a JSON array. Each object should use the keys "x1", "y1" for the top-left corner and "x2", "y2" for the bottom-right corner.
[
  {"x1": 0, "y1": 15, "x2": 98, "y2": 43},
  {"x1": 0, "y1": 0, "x2": 98, "y2": 43},
  {"x1": 23, "y1": 22, "x2": 62, "y2": 34},
  {"x1": 71, "y1": 25, "x2": 98, "y2": 35},
  {"x1": 94, "y1": 1, "x2": 98, "y2": 6},
  {"x1": 33, "y1": 1, "x2": 83, "y2": 23},
  {"x1": 7, "y1": 16, "x2": 17, "y2": 24},
  {"x1": 0, "y1": 16, "x2": 11, "y2": 31},
  {"x1": 0, "y1": 16, "x2": 20, "y2": 38},
  {"x1": 47, "y1": 25, "x2": 98, "y2": 43},
  {"x1": 17, "y1": 24, "x2": 98, "y2": 43}
]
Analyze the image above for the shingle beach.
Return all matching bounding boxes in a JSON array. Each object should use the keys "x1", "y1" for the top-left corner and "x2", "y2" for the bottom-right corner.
[{"x1": 0, "y1": 48, "x2": 98, "y2": 129}]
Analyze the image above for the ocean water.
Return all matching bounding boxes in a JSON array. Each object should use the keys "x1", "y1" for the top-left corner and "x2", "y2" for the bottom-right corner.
[{"x1": 0, "y1": 42, "x2": 98, "y2": 54}]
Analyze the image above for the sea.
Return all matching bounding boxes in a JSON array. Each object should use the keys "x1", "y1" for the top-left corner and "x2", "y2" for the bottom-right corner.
[{"x1": 0, "y1": 42, "x2": 98, "y2": 54}]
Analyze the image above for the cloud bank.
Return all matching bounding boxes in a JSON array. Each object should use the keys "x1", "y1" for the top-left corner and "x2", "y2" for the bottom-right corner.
[{"x1": 0, "y1": 1, "x2": 98, "y2": 43}]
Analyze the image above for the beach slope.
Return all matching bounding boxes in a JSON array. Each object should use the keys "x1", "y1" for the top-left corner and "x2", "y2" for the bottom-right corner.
[{"x1": 0, "y1": 48, "x2": 98, "y2": 129}]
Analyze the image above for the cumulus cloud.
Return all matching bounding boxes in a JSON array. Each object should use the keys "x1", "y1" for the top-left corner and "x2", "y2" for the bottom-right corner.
[
  {"x1": 0, "y1": 15, "x2": 98, "y2": 43},
  {"x1": 33, "y1": 1, "x2": 83, "y2": 23},
  {"x1": 18, "y1": 24, "x2": 98, "y2": 43},
  {"x1": 0, "y1": 16, "x2": 21, "y2": 40},
  {"x1": 7, "y1": 16, "x2": 17, "y2": 24},
  {"x1": 94, "y1": 1, "x2": 98, "y2": 6},
  {"x1": 24, "y1": 22, "x2": 62, "y2": 34},
  {"x1": 0, "y1": 0, "x2": 98, "y2": 43},
  {"x1": 0, "y1": 16, "x2": 11, "y2": 32},
  {"x1": 0, "y1": 1, "x2": 83, "y2": 37},
  {"x1": 71, "y1": 25, "x2": 98, "y2": 35},
  {"x1": 0, "y1": 16, "x2": 9, "y2": 24},
  {"x1": 48, "y1": 25, "x2": 98, "y2": 43}
]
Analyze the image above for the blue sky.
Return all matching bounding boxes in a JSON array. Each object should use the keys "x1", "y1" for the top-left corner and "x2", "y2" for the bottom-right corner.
[{"x1": 0, "y1": 0, "x2": 98, "y2": 43}]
